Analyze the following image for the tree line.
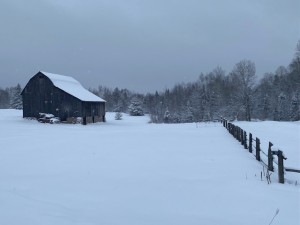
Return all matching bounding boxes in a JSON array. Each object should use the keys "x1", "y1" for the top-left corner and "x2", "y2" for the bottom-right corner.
[
  {"x1": 91, "y1": 41, "x2": 300, "y2": 122},
  {"x1": 1, "y1": 41, "x2": 299, "y2": 122}
]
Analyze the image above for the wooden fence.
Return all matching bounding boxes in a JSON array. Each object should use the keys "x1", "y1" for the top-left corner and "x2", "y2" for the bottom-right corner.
[{"x1": 222, "y1": 119, "x2": 300, "y2": 184}]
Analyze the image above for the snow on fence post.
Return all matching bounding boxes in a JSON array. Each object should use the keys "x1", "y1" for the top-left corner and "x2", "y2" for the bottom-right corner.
[
  {"x1": 243, "y1": 131, "x2": 247, "y2": 149},
  {"x1": 277, "y1": 150, "x2": 286, "y2": 184},
  {"x1": 256, "y1": 138, "x2": 261, "y2": 161},
  {"x1": 268, "y1": 142, "x2": 274, "y2": 172},
  {"x1": 249, "y1": 133, "x2": 253, "y2": 153},
  {"x1": 271, "y1": 150, "x2": 287, "y2": 184}
]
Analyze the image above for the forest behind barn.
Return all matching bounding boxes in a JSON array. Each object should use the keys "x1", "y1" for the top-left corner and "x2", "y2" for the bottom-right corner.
[
  {"x1": 1, "y1": 41, "x2": 300, "y2": 123},
  {"x1": 90, "y1": 41, "x2": 300, "y2": 123}
]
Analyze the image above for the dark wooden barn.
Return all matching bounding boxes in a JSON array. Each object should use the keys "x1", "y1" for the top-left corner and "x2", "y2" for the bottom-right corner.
[{"x1": 21, "y1": 71, "x2": 106, "y2": 124}]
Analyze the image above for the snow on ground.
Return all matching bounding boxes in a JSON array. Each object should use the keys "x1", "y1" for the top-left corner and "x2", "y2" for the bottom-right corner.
[{"x1": 0, "y1": 109, "x2": 299, "y2": 225}]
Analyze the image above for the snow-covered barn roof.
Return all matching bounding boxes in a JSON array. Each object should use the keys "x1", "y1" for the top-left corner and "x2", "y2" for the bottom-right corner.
[{"x1": 40, "y1": 71, "x2": 105, "y2": 102}]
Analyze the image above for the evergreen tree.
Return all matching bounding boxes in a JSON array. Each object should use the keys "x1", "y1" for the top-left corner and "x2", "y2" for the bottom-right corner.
[
  {"x1": 275, "y1": 93, "x2": 288, "y2": 121},
  {"x1": 290, "y1": 94, "x2": 300, "y2": 121},
  {"x1": 171, "y1": 112, "x2": 181, "y2": 123},
  {"x1": 10, "y1": 84, "x2": 23, "y2": 110},
  {"x1": 163, "y1": 107, "x2": 171, "y2": 123},
  {"x1": 115, "y1": 111, "x2": 123, "y2": 120},
  {"x1": 128, "y1": 99, "x2": 144, "y2": 116},
  {"x1": 0, "y1": 88, "x2": 10, "y2": 109},
  {"x1": 183, "y1": 102, "x2": 194, "y2": 123}
]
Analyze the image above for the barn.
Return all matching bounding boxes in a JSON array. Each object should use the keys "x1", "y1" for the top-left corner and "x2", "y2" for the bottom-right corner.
[{"x1": 21, "y1": 71, "x2": 106, "y2": 124}]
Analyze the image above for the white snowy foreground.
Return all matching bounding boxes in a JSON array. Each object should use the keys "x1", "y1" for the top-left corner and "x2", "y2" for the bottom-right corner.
[{"x1": 0, "y1": 109, "x2": 299, "y2": 225}]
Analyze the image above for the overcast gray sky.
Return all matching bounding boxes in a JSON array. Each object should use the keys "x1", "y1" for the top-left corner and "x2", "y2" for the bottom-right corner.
[{"x1": 1, "y1": 0, "x2": 299, "y2": 93}]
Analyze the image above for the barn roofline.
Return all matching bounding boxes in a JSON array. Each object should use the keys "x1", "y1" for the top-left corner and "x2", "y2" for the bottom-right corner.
[{"x1": 21, "y1": 71, "x2": 106, "y2": 103}]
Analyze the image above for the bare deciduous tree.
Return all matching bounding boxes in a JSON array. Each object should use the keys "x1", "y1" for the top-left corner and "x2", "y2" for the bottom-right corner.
[{"x1": 230, "y1": 60, "x2": 256, "y2": 121}]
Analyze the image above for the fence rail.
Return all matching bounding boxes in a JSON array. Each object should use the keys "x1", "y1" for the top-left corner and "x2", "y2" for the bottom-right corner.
[
  {"x1": 222, "y1": 119, "x2": 299, "y2": 184},
  {"x1": 285, "y1": 168, "x2": 300, "y2": 173}
]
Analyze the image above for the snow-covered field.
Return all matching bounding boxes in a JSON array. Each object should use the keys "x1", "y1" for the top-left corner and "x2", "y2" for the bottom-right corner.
[{"x1": 0, "y1": 109, "x2": 299, "y2": 225}]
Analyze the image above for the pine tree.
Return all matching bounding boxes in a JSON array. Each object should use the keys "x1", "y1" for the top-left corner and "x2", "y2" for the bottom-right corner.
[
  {"x1": 0, "y1": 88, "x2": 10, "y2": 109},
  {"x1": 290, "y1": 94, "x2": 300, "y2": 121},
  {"x1": 10, "y1": 84, "x2": 23, "y2": 110},
  {"x1": 115, "y1": 112, "x2": 123, "y2": 120},
  {"x1": 183, "y1": 102, "x2": 194, "y2": 123},
  {"x1": 276, "y1": 93, "x2": 288, "y2": 121},
  {"x1": 128, "y1": 99, "x2": 144, "y2": 116},
  {"x1": 163, "y1": 107, "x2": 171, "y2": 123},
  {"x1": 172, "y1": 112, "x2": 181, "y2": 123},
  {"x1": 262, "y1": 94, "x2": 271, "y2": 120}
]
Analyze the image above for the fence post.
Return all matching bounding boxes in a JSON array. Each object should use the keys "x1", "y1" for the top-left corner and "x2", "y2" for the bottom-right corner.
[
  {"x1": 256, "y1": 138, "x2": 260, "y2": 161},
  {"x1": 233, "y1": 125, "x2": 236, "y2": 137},
  {"x1": 268, "y1": 142, "x2": 274, "y2": 172},
  {"x1": 249, "y1": 133, "x2": 252, "y2": 153},
  {"x1": 243, "y1": 131, "x2": 247, "y2": 149},
  {"x1": 241, "y1": 129, "x2": 244, "y2": 144},
  {"x1": 277, "y1": 150, "x2": 286, "y2": 184}
]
